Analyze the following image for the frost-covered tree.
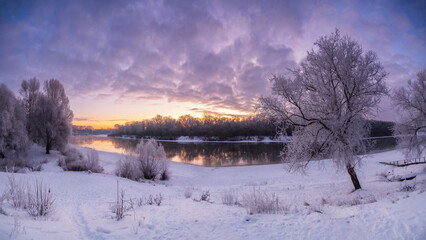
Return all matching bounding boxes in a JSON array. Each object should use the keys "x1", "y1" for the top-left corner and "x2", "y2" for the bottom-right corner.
[
  {"x1": 44, "y1": 79, "x2": 73, "y2": 123},
  {"x1": 0, "y1": 84, "x2": 28, "y2": 159},
  {"x1": 20, "y1": 78, "x2": 41, "y2": 116},
  {"x1": 258, "y1": 30, "x2": 388, "y2": 190},
  {"x1": 27, "y1": 79, "x2": 73, "y2": 154},
  {"x1": 20, "y1": 77, "x2": 41, "y2": 134},
  {"x1": 392, "y1": 69, "x2": 426, "y2": 159}
]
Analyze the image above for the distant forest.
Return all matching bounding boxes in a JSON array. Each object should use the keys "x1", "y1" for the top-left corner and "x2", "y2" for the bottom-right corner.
[
  {"x1": 72, "y1": 125, "x2": 112, "y2": 135},
  {"x1": 80, "y1": 114, "x2": 396, "y2": 140}
]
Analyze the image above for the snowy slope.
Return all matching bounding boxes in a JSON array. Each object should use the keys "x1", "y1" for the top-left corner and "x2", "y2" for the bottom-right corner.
[{"x1": 0, "y1": 146, "x2": 425, "y2": 240}]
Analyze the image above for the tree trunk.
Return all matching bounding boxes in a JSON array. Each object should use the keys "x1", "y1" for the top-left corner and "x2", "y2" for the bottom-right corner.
[
  {"x1": 46, "y1": 143, "x2": 50, "y2": 154},
  {"x1": 347, "y1": 164, "x2": 361, "y2": 190}
]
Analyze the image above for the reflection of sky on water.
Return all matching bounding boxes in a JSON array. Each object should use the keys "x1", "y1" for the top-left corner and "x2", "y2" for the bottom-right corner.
[
  {"x1": 70, "y1": 136, "x2": 284, "y2": 167},
  {"x1": 70, "y1": 136, "x2": 396, "y2": 167}
]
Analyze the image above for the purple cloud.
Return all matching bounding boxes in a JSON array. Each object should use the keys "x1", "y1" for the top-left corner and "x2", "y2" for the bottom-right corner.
[{"x1": 0, "y1": 0, "x2": 424, "y2": 122}]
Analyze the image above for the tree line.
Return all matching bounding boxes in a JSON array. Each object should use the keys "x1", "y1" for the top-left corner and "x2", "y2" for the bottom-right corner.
[
  {"x1": 110, "y1": 114, "x2": 280, "y2": 140},
  {"x1": 0, "y1": 78, "x2": 73, "y2": 164},
  {"x1": 110, "y1": 113, "x2": 394, "y2": 140}
]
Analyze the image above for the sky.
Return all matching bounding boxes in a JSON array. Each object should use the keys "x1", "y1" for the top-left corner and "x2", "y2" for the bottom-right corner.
[{"x1": 0, "y1": 0, "x2": 425, "y2": 128}]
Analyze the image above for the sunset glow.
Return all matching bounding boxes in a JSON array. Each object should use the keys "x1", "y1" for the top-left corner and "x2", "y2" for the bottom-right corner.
[{"x1": 1, "y1": 0, "x2": 424, "y2": 128}]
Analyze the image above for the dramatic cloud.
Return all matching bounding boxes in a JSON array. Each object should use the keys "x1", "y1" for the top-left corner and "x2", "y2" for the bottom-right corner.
[{"x1": 0, "y1": 0, "x2": 424, "y2": 126}]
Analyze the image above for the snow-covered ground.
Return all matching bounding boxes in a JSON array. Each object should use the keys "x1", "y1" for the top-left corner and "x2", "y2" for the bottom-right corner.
[{"x1": 0, "y1": 145, "x2": 425, "y2": 239}]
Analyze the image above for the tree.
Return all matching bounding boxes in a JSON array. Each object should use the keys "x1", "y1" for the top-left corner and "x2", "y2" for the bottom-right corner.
[
  {"x1": 19, "y1": 77, "x2": 41, "y2": 133},
  {"x1": 20, "y1": 77, "x2": 41, "y2": 116},
  {"x1": 392, "y1": 69, "x2": 426, "y2": 159},
  {"x1": 0, "y1": 84, "x2": 28, "y2": 159},
  {"x1": 258, "y1": 29, "x2": 388, "y2": 190},
  {"x1": 44, "y1": 79, "x2": 73, "y2": 123},
  {"x1": 25, "y1": 79, "x2": 73, "y2": 154}
]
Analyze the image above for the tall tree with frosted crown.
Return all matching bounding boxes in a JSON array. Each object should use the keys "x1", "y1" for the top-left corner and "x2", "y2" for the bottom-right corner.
[
  {"x1": 258, "y1": 29, "x2": 388, "y2": 190},
  {"x1": 0, "y1": 84, "x2": 28, "y2": 159},
  {"x1": 22, "y1": 78, "x2": 74, "y2": 154},
  {"x1": 392, "y1": 69, "x2": 426, "y2": 159}
]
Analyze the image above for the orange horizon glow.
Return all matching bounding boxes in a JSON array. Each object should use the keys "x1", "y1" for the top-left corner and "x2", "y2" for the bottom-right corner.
[
  {"x1": 72, "y1": 109, "x2": 253, "y2": 129},
  {"x1": 70, "y1": 94, "x2": 253, "y2": 129}
]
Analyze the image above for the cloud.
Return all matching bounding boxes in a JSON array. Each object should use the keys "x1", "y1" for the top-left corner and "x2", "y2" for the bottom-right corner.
[
  {"x1": 73, "y1": 118, "x2": 130, "y2": 122},
  {"x1": 0, "y1": 0, "x2": 424, "y2": 121}
]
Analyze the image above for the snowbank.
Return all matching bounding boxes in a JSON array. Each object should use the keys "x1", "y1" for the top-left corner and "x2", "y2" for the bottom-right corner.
[{"x1": 0, "y1": 146, "x2": 425, "y2": 239}]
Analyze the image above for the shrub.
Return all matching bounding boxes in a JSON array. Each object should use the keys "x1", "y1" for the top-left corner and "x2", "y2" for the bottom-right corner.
[
  {"x1": 3, "y1": 175, "x2": 55, "y2": 217},
  {"x1": 112, "y1": 190, "x2": 127, "y2": 221},
  {"x1": 59, "y1": 147, "x2": 84, "y2": 170},
  {"x1": 115, "y1": 139, "x2": 170, "y2": 181},
  {"x1": 85, "y1": 149, "x2": 103, "y2": 173},
  {"x1": 0, "y1": 205, "x2": 7, "y2": 216},
  {"x1": 135, "y1": 139, "x2": 168, "y2": 180},
  {"x1": 159, "y1": 161, "x2": 170, "y2": 181},
  {"x1": 146, "y1": 194, "x2": 163, "y2": 206},
  {"x1": 111, "y1": 181, "x2": 132, "y2": 221},
  {"x1": 184, "y1": 188, "x2": 193, "y2": 199},
  {"x1": 400, "y1": 180, "x2": 416, "y2": 192},
  {"x1": 59, "y1": 147, "x2": 103, "y2": 173},
  {"x1": 200, "y1": 190, "x2": 210, "y2": 202},
  {"x1": 5, "y1": 175, "x2": 26, "y2": 209},
  {"x1": 241, "y1": 188, "x2": 284, "y2": 215},
  {"x1": 221, "y1": 189, "x2": 240, "y2": 206},
  {"x1": 115, "y1": 153, "x2": 137, "y2": 180},
  {"x1": 26, "y1": 180, "x2": 55, "y2": 217}
]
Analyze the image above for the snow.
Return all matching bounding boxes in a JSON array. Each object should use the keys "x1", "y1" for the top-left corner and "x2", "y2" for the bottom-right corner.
[
  {"x1": 110, "y1": 135, "x2": 290, "y2": 143},
  {"x1": 0, "y1": 145, "x2": 425, "y2": 239}
]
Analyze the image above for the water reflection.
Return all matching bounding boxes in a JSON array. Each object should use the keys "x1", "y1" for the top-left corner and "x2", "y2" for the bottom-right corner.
[
  {"x1": 164, "y1": 142, "x2": 282, "y2": 166},
  {"x1": 69, "y1": 136, "x2": 397, "y2": 167},
  {"x1": 69, "y1": 136, "x2": 283, "y2": 166}
]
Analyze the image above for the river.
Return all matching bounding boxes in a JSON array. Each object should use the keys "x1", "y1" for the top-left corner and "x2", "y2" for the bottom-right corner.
[{"x1": 69, "y1": 135, "x2": 396, "y2": 167}]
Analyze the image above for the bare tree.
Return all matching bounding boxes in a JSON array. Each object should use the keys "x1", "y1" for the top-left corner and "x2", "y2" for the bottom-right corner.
[
  {"x1": 0, "y1": 84, "x2": 28, "y2": 160},
  {"x1": 258, "y1": 30, "x2": 388, "y2": 190},
  {"x1": 392, "y1": 69, "x2": 426, "y2": 159}
]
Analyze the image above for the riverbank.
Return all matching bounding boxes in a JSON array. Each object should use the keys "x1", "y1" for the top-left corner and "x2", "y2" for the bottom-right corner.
[
  {"x1": 0, "y1": 146, "x2": 425, "y2": 239},
  {"x1": 106, "y1": 135, "x2": 291, "y2": 143}
]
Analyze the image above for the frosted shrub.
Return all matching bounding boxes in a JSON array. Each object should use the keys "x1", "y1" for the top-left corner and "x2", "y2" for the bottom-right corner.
[
  {"x1": 241, "y1": 188, "x2": 284, "y2": 215},
  {"x1": 112, "y1": 190, "x2": 127, "y2": 221},
  {"x1": 111, "y1": 181, "x2": 132, "y2": 221},
  {"x1": 400, "y1": 181, "x2": 416, "y2": 192},
  {"x1": 5, "y1": 175, "x2": 26, "y2": 209},
  {"x1": 146, "y1": 194, "x2": 163, "y2": 206},
  {"x1": 85, "y1": 149, "x2": 103, "y2": 173},
  {"x1": 0, "y1": 205, "x2": 7, "y2": 216},
  {"x1": 59, "y1": 147, "x2": 103, "y2": 173},
  {"x1": 184, "y1": 188, "x2": 193, "y2": 199},
  {"x1": 134, "y1": 139, "x2": 169, "y2": 180},
  {"x1": 115, "y1": 153, "x2": 137, "y2": 180},
  {"x1": 200, "y1": 190, "x2": 210, "y2": 202},
  {"x1": 158, "y1": 159, "x2": 170, "y2": 181},
  {"x1": 3, "y1": 175, "x2": 55, "y2": 217},
  {"x1": 115, "y1": 139, "x2": 170, "y2": 181},
  {"x1": 59, "y1": 147, "x2": 84, "y2": 170},
  {"x1": 221, "y1": 189, "x2": 240, "y2": 206},
  {"x1": 26, "y1": 180, "x2": 55, "y2": 217}
]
